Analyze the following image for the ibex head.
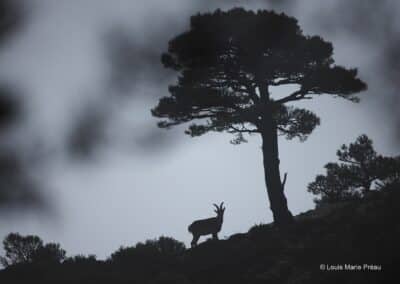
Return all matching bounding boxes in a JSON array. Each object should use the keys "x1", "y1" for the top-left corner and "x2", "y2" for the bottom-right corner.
[{"x1": 213, "y1": 202, "x2": 225, "y2": 220}]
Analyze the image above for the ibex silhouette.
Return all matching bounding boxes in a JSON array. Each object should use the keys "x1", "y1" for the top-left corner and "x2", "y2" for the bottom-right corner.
[{"x1": 188, "y1": 202, "x2": 225, "y2": 248}]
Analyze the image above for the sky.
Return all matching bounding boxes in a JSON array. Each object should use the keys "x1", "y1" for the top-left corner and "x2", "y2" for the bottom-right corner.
[{"x1": 0, "y1": 0, "x2": 399, "y2": 260}]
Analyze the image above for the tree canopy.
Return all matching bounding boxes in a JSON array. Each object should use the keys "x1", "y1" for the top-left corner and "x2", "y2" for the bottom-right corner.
[{"x1": 152, "y1": 8, "x2": 366, "y2": 143}]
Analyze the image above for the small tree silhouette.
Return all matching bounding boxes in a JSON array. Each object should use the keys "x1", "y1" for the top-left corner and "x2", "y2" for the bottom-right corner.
[
  {"x1": 152, "y1": 8, "x2": 366, "y2": 225},
  {"x1": 0, "y1": 233, "x2": 43, "y2": 266},
  {"x1": 0, "y1": 233, "x2": 66, "y2": 267},
  {"x1": 308, "y1": 135, "x2": 400, "y2": 205}
]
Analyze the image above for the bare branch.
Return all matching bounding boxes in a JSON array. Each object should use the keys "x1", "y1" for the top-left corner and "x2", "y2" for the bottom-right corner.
[{"x1": 281, "y1": 172, "x2": 288, "y2": 192}]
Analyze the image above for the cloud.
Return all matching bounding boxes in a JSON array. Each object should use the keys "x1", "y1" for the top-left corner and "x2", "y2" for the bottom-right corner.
[
  {"x1": 66, "y1": 22, "x2": 182, "y2": 158},
  {"x1": 0, "y1": 1, "x2": 46, "y2": 211},
  {"x1": 67, "y1": 101, "x2": 108, "y2": 159},
  {"x1": 0, "y1": 149, "x2": 45, "y2": 212},
  {"x1": 315, "y1": 0, "x2": 400, "y2": 146},
  {"x1": 0, "y1": 86, "x2": 20, "y2": 132},
  {"x1": 0, "y1": 0, "x2": 24, "y2": 42},
  {"x1": 104, "y1": 28, "x2": 172, "y2": 94}
]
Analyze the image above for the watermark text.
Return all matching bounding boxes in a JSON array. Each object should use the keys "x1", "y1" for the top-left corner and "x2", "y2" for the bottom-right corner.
[{"x1": 319, "y1": 264, "x2": 382, "y2": 272}]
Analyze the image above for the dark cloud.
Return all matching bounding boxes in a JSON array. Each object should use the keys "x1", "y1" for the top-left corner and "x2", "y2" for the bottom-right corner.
[
  {"x1": 0, "y1": 0, "x2": 24, "y2": 132},
  {"x1": 0, "y1": 86, "x2": 20, "y2": 132},
  {"x1": 66, "y1": 25, "x2": 181, "y2": 159},
  {"x1": 0, "y1": 0, "x2": 23, "y2": 42},
  {"x1": 0, "y1": 86, "x2": 46, "y2": 212},
  {"x1": 104, "y1": 28, "x2": 171, "y2": 94},
  {"x1": 0, "y1": 150, "x2": 44, "y2": 212},
  {"x1": 67, "y1": 102, "x2": 108, "y2": 159},
  {"x1": 316, "y1": 0, "x2": 396, "y2": 38},
  {"x1": 0, "y1": 1, "x2": 45, "y2": 212},
  {"x1": 134, "y1": 126, "x2": 178, "y2": 153}
]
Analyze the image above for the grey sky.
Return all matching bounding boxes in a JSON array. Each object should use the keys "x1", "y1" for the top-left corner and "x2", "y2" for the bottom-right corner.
[{"x1": 0, "y1": 0, "x2": 399, "y2": 260}]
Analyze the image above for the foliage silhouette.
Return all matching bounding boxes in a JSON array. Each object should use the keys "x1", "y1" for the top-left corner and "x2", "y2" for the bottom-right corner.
[
  {"x1": 152, "y1": 8, "x2": 366, "y2": 225},
  {"x1": 64, "y1": 254, "x2": 97, "y2": 265},
  {"x1": 0, "y1": 233, "x2": 43, "y2": 267},
  {"x1": 109, "y1": 236, "x2": 185, "y2": 277},
  {"x1": 0, "y1": 233, "x2": 65, "y2": 267},
  {"x1": 308, "y1": 135, "x2": 400, "y2": 205},
  {"x1": 110, "y1": 236, "x2": 185, "y2": 263},
  {"x1": 31, "y1": 243, "x2": 66, "y2": 265}
]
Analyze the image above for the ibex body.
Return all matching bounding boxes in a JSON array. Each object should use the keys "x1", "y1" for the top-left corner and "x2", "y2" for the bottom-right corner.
[{"x1": 188, "y1": 202, "x2": 225, "y2": 248}]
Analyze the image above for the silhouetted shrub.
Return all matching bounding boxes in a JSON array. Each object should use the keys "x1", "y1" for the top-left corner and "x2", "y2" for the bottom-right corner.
[
  {"x1": 109, "y1": 236, "x2": 186, "y2": 275},
  {"x1": 248, "y1": 223, "x2": 274, "y2": 236}
]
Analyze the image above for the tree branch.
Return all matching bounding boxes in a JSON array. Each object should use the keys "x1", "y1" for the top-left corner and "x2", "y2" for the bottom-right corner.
[
  {"x1": 270, "y1": 78, "x2": 299, "y2": 86},
  {"x1": 338, "y1": 157, "x2": 361, "y2": 166},
  {"x1": 229, "y1": 124, "x2": 259, "y2": 133},
  {"x1": 275, "y1": 89, "x2": 311, "y2": 104},
  {"x1": 277, "y1": 126, "x2": 290, "y2": 134},
  {"x1": 234, "y1": 76, "x2": 259, "y2": 104},
  {"x1": 281, "y1": 172, "x2": 288, "y2": 192},
  {"x1": 187, "y1": 113, "x2": 216, "y2": 119}
]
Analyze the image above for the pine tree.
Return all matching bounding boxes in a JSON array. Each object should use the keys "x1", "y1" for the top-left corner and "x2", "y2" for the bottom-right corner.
[{"x1": 152, "y1": 8, "x2": 366, "y2": 225}]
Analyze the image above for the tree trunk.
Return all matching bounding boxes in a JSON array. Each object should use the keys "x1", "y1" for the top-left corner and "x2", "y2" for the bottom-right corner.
[{"x1": 260, "y1": 113, "x2": 294, "y2": 226}]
